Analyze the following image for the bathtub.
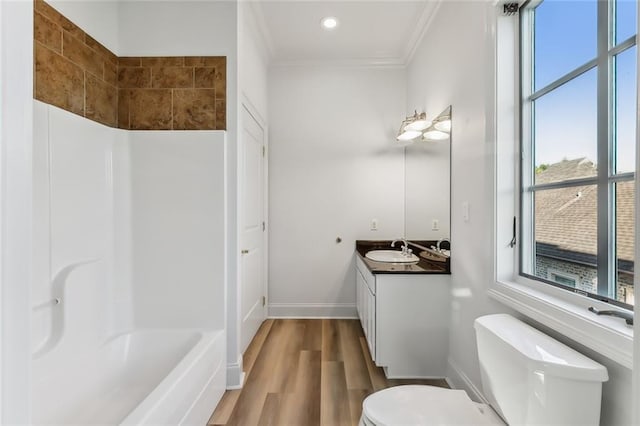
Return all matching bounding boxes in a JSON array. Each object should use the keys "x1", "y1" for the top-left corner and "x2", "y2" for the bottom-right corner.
[{"x1": 32, "y1": 329, "x2": 226, "y2": 425}]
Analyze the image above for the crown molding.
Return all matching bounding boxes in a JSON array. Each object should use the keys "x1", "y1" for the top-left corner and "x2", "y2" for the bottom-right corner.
[{"x1": 402, "y1": 0, "x2": 442, "y2": 65}]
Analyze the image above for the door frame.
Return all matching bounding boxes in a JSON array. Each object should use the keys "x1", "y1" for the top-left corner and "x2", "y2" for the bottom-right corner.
[{"x1": 238, "y1": 94, "x2": 268, "y2": 352}]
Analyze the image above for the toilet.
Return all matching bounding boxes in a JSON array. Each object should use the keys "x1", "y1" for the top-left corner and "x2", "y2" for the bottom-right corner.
[{"x1": 360, "y1": 314, "x2": 609, "y2": 425}]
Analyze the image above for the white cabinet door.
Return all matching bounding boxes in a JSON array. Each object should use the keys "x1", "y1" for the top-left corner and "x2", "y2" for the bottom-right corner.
[
  {"x1": 356, "y1": 268, "x2": 364, "y2": 328},
  {"x1": 356, "y1": 256, "x2": 376, "y2": 361},
  {"x1": 362, "y1": 278, "x2": 369, "y2": 341},
  {"x1": 366, "y1": 284, "x2": 376, "y2": 361}
]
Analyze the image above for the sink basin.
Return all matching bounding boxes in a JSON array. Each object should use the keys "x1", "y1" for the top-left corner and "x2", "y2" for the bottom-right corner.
[{"x1": 365, "y1": 250, "x2": 419, "y2": 263}]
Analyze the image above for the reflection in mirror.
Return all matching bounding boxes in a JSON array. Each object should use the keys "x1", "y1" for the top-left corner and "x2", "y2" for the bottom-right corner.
[{"x1": 404, "y1": 106, "x2": 451, "y2": 242}]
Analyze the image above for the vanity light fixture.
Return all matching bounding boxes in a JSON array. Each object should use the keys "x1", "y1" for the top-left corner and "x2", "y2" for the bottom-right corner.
[
  {"x1": 321, "y1": 16, "x2": 339, "y2": 30},
  {"x1": 396, "y1": 111, "x2": 430, "y2": 141}
]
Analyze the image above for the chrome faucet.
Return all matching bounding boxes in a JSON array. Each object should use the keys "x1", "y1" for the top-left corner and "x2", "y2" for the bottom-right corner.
[
  {"x1": 436, "y1": 238, "x2": 450, "y2": 252},
  {"x1": 391, "y1": 239, "x2": 412, "y2": 256}
]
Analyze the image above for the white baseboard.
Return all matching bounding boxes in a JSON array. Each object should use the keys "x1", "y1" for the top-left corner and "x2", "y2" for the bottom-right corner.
[
  {"x1": 226, "y1": 355, "x2": 245, "y2": 390},
  {"x1": 268, "y1": 303, "x2": 357, "y2": 318},
  {"x1": 446, "y1": 357, "x2": 488, "y2": 404}
]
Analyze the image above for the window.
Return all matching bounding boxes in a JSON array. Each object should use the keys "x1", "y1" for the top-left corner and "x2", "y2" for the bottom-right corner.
[
  {"x1": 520, "y1": 0, "x2": 637, "y2": 309},
  {"x1": 547, "y1": 269, "x2": 578, "y2": 288}
]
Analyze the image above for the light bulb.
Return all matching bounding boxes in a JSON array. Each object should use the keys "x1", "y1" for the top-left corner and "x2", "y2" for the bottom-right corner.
[
  {"x1": 422, "y1": 130, "x2": 449, "y2": 141},
  {"x1": 321, "y1": 17, "x2": 339, "y2": 30},
  {"x1": 434, "y1": 119, "x2": 451, "y2": 133},
  {"x1": 405, "y1": 119, "x2": 432, "y2": 132},
  {"x1": 397, "y1": 130, "x2": 422, "y2": 141}
]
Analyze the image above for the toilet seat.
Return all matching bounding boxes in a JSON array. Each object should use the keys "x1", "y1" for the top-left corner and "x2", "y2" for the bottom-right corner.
[{"x1": 361, "y1": 385, "x2": 505, "y2": 426}]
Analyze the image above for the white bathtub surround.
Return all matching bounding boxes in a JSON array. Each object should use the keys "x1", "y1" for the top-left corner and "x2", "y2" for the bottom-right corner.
[
  {"x1": 129, "y1": 131, "x2": 226, "y2": 330},
  {"x1": 33, "y1": 330, "x2": 225, "y2": 425},
  {"x1": 44, "y1": 0, "x2": 248, "y2": 390},
  {"x1": 32, "y1": 102, "x2": 227, "y2": 424}
]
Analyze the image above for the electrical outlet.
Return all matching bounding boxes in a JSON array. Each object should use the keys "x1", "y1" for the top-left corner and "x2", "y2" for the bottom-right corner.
[
  {"x1": 371, "y1": 219, "x2": 378, "y2": 231},
  {"x1": 432, "y1": 219, "x2": 439, "y2": 231}
]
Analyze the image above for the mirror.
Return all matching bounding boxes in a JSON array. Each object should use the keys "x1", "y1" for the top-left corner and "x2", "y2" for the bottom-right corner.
[{"x1": 404, "y1": 105, "x2": 451, "y2": 241}]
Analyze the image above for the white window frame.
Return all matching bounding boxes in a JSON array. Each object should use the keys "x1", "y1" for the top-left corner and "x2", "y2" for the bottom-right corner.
[{"x1": 489, "y1": 1, "x2": 634, "y2": 370}]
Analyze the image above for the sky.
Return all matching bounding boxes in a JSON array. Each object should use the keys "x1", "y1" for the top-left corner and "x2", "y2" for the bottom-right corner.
[{"x1": 533, "y1": 0, "x2": 637, "y2": 174}]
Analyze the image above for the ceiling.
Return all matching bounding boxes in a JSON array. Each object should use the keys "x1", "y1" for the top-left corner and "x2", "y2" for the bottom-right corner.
[{"x1": 249, "y1": 1, "x2": 440, "y2": 65}]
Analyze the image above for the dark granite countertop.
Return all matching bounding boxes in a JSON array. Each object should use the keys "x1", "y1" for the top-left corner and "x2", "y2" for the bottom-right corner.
[{"x1": 355, "y1": 240, "x2": 451, "y2": 275}]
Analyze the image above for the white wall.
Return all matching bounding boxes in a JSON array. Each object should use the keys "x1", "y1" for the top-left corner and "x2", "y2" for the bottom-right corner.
[
  {"x1": 404, "y1": 139, "x2": 450, "y2": 240},
  {"x1": 239, "y1": 3, "x2": 269, "y2": 121},
  {"x1": 46, "y1": 0, "x2": 119, "y2": 52},
  {"x1": 118, "y1": 1, "x2": 236, "y2": 59},
  {"x1": 268, "y1": 66, "x2": 406, "y2": 317},
  {"x1": 1, "y1": 0, "x2": 33, "y2": 422},
  {"x1": 406, "y1": 2, "x2": 633, "y2": 424},
  {"x1": 129, "y1": 132, "x2": 226, "y2": 329}
]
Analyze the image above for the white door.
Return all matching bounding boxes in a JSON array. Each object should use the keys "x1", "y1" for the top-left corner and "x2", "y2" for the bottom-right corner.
[{"x1": 240, "y1": 106, "x2": 266, "y2": 353}]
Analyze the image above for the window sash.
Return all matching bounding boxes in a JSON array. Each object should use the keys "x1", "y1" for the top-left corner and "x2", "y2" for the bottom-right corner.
[{"x1": 520, "y1": 0, "x2": 636, "y2": 309}]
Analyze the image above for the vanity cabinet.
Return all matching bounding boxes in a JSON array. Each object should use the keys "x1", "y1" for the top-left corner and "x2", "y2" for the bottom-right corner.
[
  {"x1": 355, "y1": 255, "x2": 450, "y2": 378},
  {"x1": 356, "y1": 259, "x2": 376, "y2": 359}
]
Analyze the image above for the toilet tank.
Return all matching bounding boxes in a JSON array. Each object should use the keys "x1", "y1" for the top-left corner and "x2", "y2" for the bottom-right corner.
[{"x1": 474, "y1": 314, "x2": 608, "y2": 426}]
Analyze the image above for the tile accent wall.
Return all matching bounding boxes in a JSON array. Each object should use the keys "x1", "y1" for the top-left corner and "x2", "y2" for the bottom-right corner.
[
  {"x1": 34, "y1": 0, "x2": 118, "y2": 127},
  {"x1": 33, "y1": 0, "x2": 227, "y2": 130},
  {"x1": 117, "y1": 56, "x2": 226, "y2": 130}
]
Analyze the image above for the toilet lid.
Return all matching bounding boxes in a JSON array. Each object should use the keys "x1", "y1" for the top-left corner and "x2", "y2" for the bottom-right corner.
[{"x1": 362, "y1": 385, "x2": 504, "y2": 426}]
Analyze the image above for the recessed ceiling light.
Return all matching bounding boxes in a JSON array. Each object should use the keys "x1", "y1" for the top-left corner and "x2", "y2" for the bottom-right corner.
[{"x1": 321, "y1": 16, "x2": 339, "y2": 30}]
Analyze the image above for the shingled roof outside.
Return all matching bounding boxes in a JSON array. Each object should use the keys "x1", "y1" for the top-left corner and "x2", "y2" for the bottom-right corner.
[{"x1": 534, "y1": 158, "x2": 634, "y2": 267}]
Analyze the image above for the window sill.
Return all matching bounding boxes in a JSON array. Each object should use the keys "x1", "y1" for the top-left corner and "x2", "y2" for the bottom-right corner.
[{"x1": 489, "y1": 279, "x2": 633, "y2": 369}]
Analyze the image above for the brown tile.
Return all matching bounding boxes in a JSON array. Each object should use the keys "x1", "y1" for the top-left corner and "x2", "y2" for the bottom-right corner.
[
  {"x1": 128, "y1": 89, "x2": 172, "y2": 130},
  {"x1": 141, "y1": 57, "x2": 184, "y2": 67},
  {"x1": 118, "y1": 57, "x2": 142, "y2": 67},
  {"x1": 194, "y1": 67, "x2": 215, "y2": 88},
  {"x1": 35, "y1": 42, "x2": 84, "y2": 115},
  {"x1": 35, "y1": 0, "x2": 84, "y2": 40},
  {"x1": 204, "y1": 56, "x2": 226, "y2": 68},
  {"x1": 151, "y1": 67, "x2": 194, "y2": 88},
  {"x1": 184, "y1": 57, "x2": 205, "y2": 66},
  {"x1": 84, "y1": 33, "x2": 117, "y2": 65},
  {"x1": 184, "y1": 57, "x2": 225, "y2": 67},
  {"x1": 62, "y1": 32, "x2": 103, "y2": 77},
  {"x1": 213, "y1": 58, "x2": 226, "y2": 100},
  {"x1": 215, "y1": 99, "x2": 226, "y2": 130},
  {"x1": 118, "y1": 67, "x2": 151, "y2": 88},
  {"x1": 104, "y1": 60, "x2": 117, "y2": 86},
  {"x1": 173, "y1": 89, "x2": 216, "y2": 130},
  {"x1": 215, "y1": 68, "x2": 226, "y2": 100},
  {"x1": 34, "y1": 12, "x2": 62, "y2": 53},
  {"x1": 34, "y1": 0, "x2": 56, "y2": 16},
  {"x1": 85, "y1": 74, "x2": 117, "y2": 127},
  {"x1": 118, "y1": 89, "x2": 131, "y2": 129}
]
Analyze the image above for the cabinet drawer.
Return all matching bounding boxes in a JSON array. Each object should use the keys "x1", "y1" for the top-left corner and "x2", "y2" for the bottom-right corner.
[{"x1": 355, "y1": 255, "x2": 375, "y2": 294}]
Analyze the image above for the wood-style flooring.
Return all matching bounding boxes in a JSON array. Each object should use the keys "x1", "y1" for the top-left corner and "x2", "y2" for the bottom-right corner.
[{"x1": 207, "y1": 319, "x2": 448, "y2": 426}]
